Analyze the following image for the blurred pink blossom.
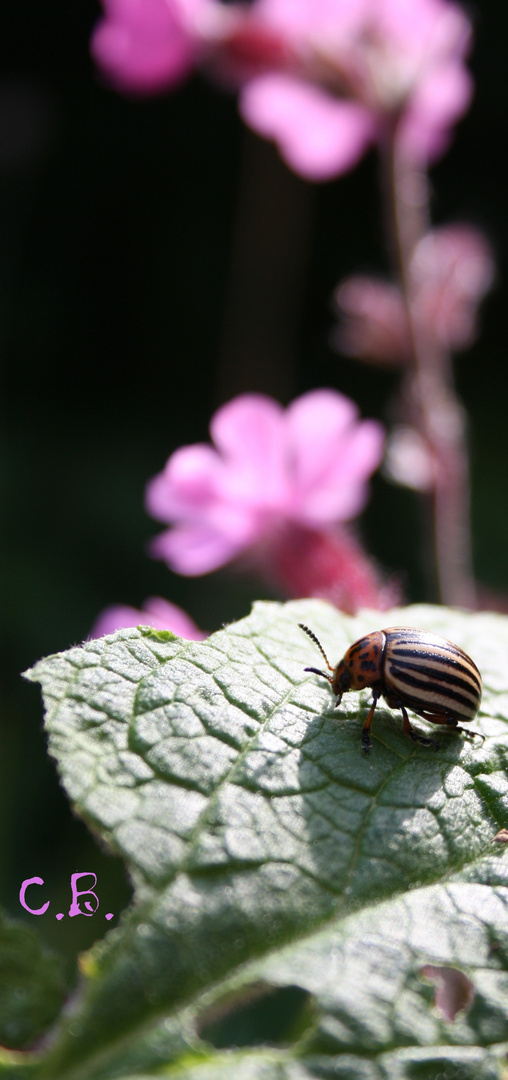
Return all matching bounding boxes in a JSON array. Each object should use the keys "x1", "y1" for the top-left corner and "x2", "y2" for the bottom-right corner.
[
  {"x1": 90, "y1": 0, "x2": 219, "y2": 95},
  {"x1": 238, "y1": 0, "x2": 473, "y2": 177},
  {"x1": 145, "y1": 390, "x2": 395, "y2": 612},
  {"x1": 411, "y1": 226, "x2": 495, "y2": 350},
  {"x1": 146, "y1": 389, "x2": 383, "y2": 571},
  {"x1": 334, "y1": 225, "x2": 494, "y2": 364},
  {"x1": 90, "y1": 596, "x2": 206, "y2": 638},
  {"x1": 334, "y1": 277, "x2": 411, "y2": 365},
  {"x1": 92, "y1": 0, "x2": 473, "y2": 179},
  {"x1": 240, "y1": 75, "x2": 377, "y2": 179}
]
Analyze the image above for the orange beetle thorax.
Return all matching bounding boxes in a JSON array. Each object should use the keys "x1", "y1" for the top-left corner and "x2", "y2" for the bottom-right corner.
[{"x1": 332, "y1": 632, "x2": 385, "y2": 698}]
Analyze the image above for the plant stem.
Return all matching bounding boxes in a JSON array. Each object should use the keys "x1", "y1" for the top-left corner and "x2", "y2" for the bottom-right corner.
[{"x1": 381, "y1": 130, "x2": 475, "y2": 608}]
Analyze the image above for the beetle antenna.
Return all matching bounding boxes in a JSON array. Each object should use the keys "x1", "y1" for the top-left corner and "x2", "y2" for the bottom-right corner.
[
  {"x1": 303, "y1": 665, "x2": 334, "y2": 685},
  {"x1": 298, "y1": 623, "x2": 334, "y2": 673}
]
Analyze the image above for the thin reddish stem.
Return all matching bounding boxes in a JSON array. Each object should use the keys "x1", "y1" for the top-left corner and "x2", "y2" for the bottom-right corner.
[{"x1": 381, "y1": 130, "x2": 475, "y2": 608}]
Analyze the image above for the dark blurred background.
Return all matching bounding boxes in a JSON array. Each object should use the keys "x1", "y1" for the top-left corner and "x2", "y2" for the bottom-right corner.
[{"x1": 1, "y1": 0, "x2": 507, "y2": 979}]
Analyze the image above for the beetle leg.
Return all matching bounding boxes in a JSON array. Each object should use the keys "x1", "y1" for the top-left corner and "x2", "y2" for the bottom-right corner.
[
  {"x1": 454, "y1": 726, "x2": 485, "y2": 744},
  {"x1": 443, "y1": 718, "x2": 485, "y2": 745},
  {"x1": 361, "y1": 693, "x2": 380, "y2": 753},
  {"x1": 420, "y1": 712, "x2": 485, "y2": 746},
  {"x1": 400, "y1": 705, "x2": 439, "y2": 749}
]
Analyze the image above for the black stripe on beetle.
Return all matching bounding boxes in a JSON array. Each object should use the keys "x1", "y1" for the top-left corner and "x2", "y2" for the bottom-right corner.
[
  {"x1": 299, "y1": 623, "x2": 483, "y2": 753},
  {"x1": 386, "y1": 672, "x2": 476, "y2": 714},
  {"x1": 387, "y1": 660, "x2": 479, "y2": 698},
  {"x1": 389, "y1": 641, "x2": 479, "y2": 667},
  {"x1": 390, "y1": 655, "x2": 479, "y2": 688},
  {"x1": 386, "y1": 647, "x2": 480, "y2": 687}
]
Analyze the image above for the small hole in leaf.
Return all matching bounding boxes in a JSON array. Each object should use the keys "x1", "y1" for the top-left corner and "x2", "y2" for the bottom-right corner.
[
  {"x1": 197, "y1": 981, "x2": 314, "y2": 1048},
  {"x1": 420, "y1": 964, "x2": 475, "y2": 1021}
]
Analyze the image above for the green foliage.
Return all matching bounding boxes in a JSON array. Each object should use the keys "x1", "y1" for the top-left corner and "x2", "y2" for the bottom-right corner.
[
  {"x1": 0, "y1": 911, "x2": 64, "y2": 1051},
  {"x1": 10, "y1": 600, "x2": 508, "y2": 1079}
]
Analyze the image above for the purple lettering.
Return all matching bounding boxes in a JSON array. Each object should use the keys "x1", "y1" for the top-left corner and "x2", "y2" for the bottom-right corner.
[
  {"x1": 19, "y1": 877, "x2": 50, "y2": 915},
  {"x1": 68, "y1": 872, "x2": 99, "y2": 917}
]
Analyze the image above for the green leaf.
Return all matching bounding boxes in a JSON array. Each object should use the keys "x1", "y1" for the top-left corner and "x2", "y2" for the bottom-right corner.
[
  {"x1": 0, "y1": 909, "x2": 64, "y2": 1050},
  {"x1": 18, "y1": 600, "x2": 508, "y2": 1079}
]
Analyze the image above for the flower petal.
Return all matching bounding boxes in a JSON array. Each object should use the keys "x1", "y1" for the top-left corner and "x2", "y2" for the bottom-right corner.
[
  {"x1": 284, "y1": 389, "x2": 385, "y2": 522},
  {"x1": 91, "y1": 0, "x2": 198, "y2": 94},
  {"x1": 210, "y1": 393, "x2": 282, "y2": 458},
  {"x1": 239, "y1": 74, "x2": 375, "y2": 180},
  {"x1": 411, "y1": 224, "x2": 494, "y2": 350},
  {"x1": 333, "y1": 275, "x2": 410, "y2": 364},
  {"x1": 398, "y1": 62, "x2": 473, "y2": 162},
  {"x1": 150, "y1": 519, "x2": 252, "y2": 574},
  {"x1": 252, "y1": 0, "x2": 370, "y2": 40},
  {"x1": 374, "y1": 0, "x2": 471, "y2": 61},
  {"x1": 145, "y1": 444, "x2": 221, "y2": 522},
  {"x1": 210, "y1": 394, "x2": 288, "y2": 506}
]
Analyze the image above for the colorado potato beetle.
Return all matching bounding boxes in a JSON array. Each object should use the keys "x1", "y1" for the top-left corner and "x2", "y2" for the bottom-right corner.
[{"x1": 299, "y1": 623, "x2": 483, "y2": 752}]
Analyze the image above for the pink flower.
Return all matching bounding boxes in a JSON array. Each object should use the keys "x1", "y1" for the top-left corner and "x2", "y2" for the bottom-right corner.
[
  {"x1": 146, "y1": 389, "x2": 384, "y2": 574},
  {"x1": 90, "y1": 597, "x2": 206, "y2": 638},
  {"x1": 334, "y1": 226, "x2": 494, "y2": 364},
  {"x1": 238, "y1": 0, "x2": 473, "y2": 178},
  {"x1": 91, "y1": 0, "x2": 217, "y2": 95},
  {"x1": 92, "y1": 0, "x2": 473, "y2": 179},
  {"x1": 144, "y1": 390, "x2": 397, "y2": 614}
]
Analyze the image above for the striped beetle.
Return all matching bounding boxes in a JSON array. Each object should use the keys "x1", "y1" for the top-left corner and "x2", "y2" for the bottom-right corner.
[{"x1": 299, "y1": 624, "x2": 483, "y2": 752}]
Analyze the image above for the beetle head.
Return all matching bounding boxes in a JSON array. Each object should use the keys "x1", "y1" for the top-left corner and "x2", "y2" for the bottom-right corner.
[{"x1": 331, "y1": 659, "x2": 351, "y2": 702}]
